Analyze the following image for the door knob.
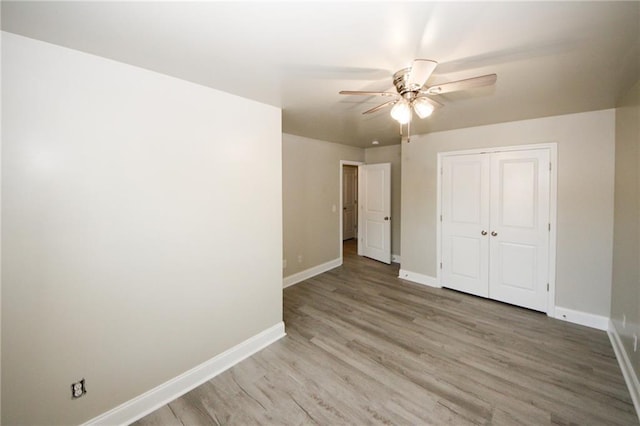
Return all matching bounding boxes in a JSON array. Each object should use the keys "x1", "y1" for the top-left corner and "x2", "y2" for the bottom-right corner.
[
  {"x1": 481, "y1": 230, "x2": 488, "y2": 236},
  {"x1": 384, "y1": 217, "x2": 390, "y2": 221},
  {"x1": 491, "y1": 231, "x2": 498, "y2": 236}
]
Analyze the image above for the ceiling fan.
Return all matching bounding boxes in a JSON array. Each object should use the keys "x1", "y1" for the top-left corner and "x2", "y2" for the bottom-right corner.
[{"x1": 339, "y1": 59, "x2": 497, "y2": 141}]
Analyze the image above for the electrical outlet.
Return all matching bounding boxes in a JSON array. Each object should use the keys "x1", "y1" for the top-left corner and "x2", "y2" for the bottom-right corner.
[
  {"x1": 297, "y1": 255, "x2": 303, "y2": 263},
  {"x1": 71, "y1": 379, "x2": 86, "y2": 399},
  {"x1": 623, "y1": 314, "x2": 626, "y2": 328},
  {"x1": 634, "y1": 334, "x2": 638, "y2": 352}
]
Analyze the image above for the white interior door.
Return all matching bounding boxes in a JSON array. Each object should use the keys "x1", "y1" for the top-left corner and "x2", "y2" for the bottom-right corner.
[
  {"x1": 489, "y1": 149, "x2": 550, "y2": 311},
  {"x1": 441, "y1": 154, "x2": 490, "y2": 297},
  {"x1": 342, "y1": 166, "x2": 358, "y2": 240},
  {"x1": 359, "y1": 163, "x2": 391, "y2": 264},
  {"x1": 440, "y1": 148, "x2": 551, "y2": 312}
]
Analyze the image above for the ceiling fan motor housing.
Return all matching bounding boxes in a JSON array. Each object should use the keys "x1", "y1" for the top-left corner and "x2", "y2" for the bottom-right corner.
[
  {"x1": 393, "y1": 69, "x2": 421, "y2": 102},
  {"x1": 393, "y1": 69, "x2": 415, "y2": 95}
]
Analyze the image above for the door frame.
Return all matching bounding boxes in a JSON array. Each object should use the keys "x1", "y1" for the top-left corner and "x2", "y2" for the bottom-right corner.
[
  {"x1": 436, "y1": 143, "x2": 558, "y2": 317},
  {"x1": 339, "y1": 160, "x2": 364, "y2": 263}
]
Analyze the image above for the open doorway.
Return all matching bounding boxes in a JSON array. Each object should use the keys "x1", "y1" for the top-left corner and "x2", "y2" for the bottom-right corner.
[
  {"x1": 340, "y1": 160, "x2": 364, "y2": 263},
  {"x1": 342, "y1": 165, "x2": 358, "y2": 240}
]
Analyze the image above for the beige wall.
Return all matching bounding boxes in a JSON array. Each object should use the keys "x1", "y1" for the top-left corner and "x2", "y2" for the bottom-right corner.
[
  {"x1": 282, "y1": 134, "x2": 364, "y2": 278},
  {"x1": 611, "y1": 80, "x2": 640, "y2": 377},
  {"x1": 2, "y1": 33, "x2": 283, "y2": 425},
  {"x1": 401, "y1": 109, "x2": 616, "y2": 316},
  {"x1": 365, "y1": 145, "x2": 402, "y2": 257}
]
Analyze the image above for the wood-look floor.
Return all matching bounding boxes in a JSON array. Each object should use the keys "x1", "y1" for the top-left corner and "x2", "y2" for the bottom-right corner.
[{"x1": 134, "y1": 240, "x2": 638, "y2": 425}]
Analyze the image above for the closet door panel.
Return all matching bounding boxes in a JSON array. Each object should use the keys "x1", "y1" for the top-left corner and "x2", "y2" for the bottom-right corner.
[
  {"x1": 441, "y1": 154, "x2": 490, "y2": 297},
  {"x1": 489, "y1": 149, "x2": 550, "y2": 312}
]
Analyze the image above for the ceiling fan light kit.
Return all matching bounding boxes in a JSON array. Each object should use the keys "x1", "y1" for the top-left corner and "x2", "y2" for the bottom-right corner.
[
  {"x1": 412, "y1": 97, "x2": 434, "y2": 119},
  {"x1": 390, "y1": 99, "x2": 411, "y2": 124},
  {"x1": 340, "y1": 59, "x2": 497, "y2": 141}
]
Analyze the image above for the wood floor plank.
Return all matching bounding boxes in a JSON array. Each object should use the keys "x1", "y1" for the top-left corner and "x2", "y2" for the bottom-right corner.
[{"x1": 134, "y1": 240, "x2": 638, "y2": 425}]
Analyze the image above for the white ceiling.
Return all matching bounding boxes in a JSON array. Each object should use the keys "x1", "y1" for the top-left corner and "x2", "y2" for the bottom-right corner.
[{"x1": 2, "y1": 1, "x2": 639, "y2": 147}]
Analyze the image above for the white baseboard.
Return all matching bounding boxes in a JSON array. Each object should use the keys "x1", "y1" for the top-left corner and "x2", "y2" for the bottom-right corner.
[
  {"x1": 608, "y1": 320, "x2": 640, "y2": 422},
  {"x1": 398, "y1": 269, "x2": 440, "y2": 288},
  {"x1": 83, "y1": 322, "x2": 286, "y2": 426},
  {"x1": 391, "y1": 254, "x2": 401, "y2": 263},
  {"x1": 553, "y1": 306, "x2": 609, "y2": 331},
  {"x1": 283, "y1": 257, "x2": 342, "y2": 288}
]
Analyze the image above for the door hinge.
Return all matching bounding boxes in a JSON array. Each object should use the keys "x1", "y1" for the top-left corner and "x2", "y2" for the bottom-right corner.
[
  {"x1": 440, "y1": 214, "x2": 443, "y2": 222},
  {"x1": 548, "y1": 223, "x2": 551, "y2": 231},
  {"x1": 549, "y1": 162, "x2": 552, "y2": 171},
  {"x1": 440, "y1": 262, "x2": 443, "y2": 269},
  {"x1": 547, "y1": 283, "x2": 549, "y2": 292},
  {"x1": 440, "y1": 167, "x2": 443, "y2": 175}
]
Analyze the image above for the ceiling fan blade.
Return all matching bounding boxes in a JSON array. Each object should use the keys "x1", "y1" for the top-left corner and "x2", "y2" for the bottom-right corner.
[
  {"x1": 339, "y1": 90, "x2": 398, "y2": 97},
  {"x1": 406, "y1": 59, "x2": 438, "y2": 89},
  {"x1": 362, "y1": 100, "x2": 397, "y2": 115},
  {"x1": 423, "y1": 73, "x2": 497, "y2": 95}
]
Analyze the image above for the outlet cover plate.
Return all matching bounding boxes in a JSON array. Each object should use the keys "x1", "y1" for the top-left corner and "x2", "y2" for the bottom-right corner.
[{"x1": 71, "y1": 379, "x2": 87, "y2": 399}]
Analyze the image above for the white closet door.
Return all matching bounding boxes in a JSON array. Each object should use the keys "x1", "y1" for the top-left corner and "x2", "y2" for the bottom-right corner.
[
  {"x1": 441, "y1": 154, "x2": 490, "y2": 297},
  {"x1": 489, "y1": 149, "x2": 550, "y2": 312},
  {"x1": 359, "y1": 163, "x2": 391, "y2": 264}
]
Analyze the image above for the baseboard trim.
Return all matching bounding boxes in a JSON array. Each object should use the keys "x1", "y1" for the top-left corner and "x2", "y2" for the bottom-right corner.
[
  {"x1": 83, "y1": 322, "x2": 286, "y2": 426},
  {"x1": 391, "y1": 254, "x2": 401, "y2": 264},
  {"x1": 553, "y1": 306, "x2": 609, "y2": 331},
  {"x1": 398, "y1": 269, "x2": 440, "y2": 288},
  {"x1": 608, "y1": 320, "x2": 640, "y2": 422},
  {"x1": 283, "y1": 257, "x2": 342, "y2": 288}
]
